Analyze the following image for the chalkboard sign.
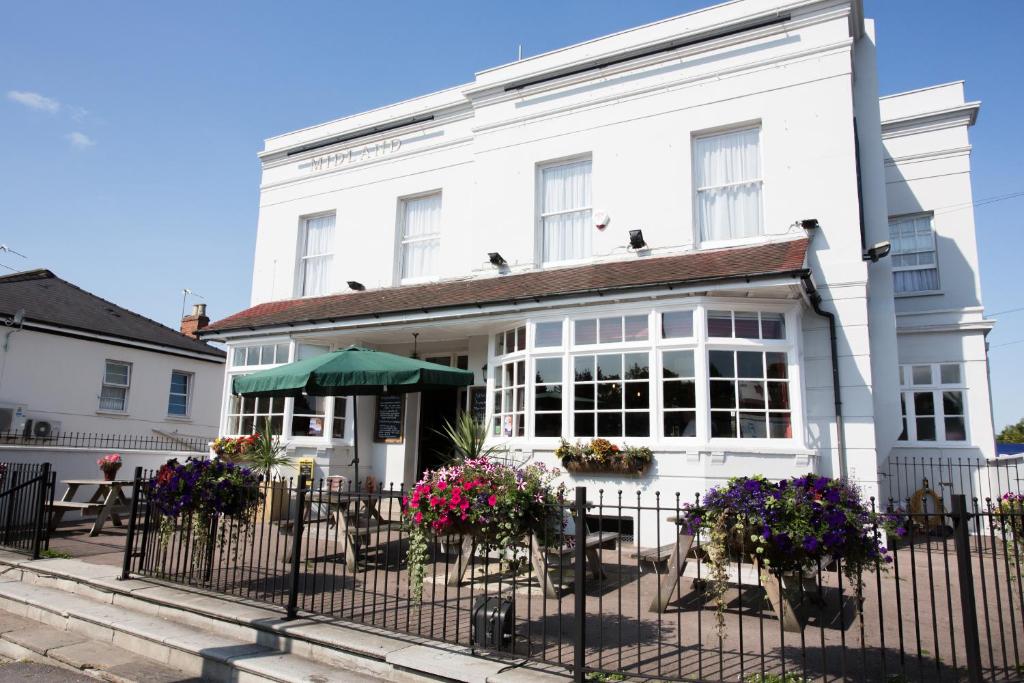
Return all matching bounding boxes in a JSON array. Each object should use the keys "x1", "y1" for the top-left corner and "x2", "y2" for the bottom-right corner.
[
  {"x1": 468, "y1": 386, "x2": 487, "y2": 424},
  {"x1": 374, "y1": 394, "x2": 404, "y2": 443}
]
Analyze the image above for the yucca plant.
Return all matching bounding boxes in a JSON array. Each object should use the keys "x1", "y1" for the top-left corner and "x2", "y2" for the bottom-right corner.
[
  {"x1": 245, "y1": 418, "x2": 291, "y2": 479},
  {"x1": 436, "y1": 411, "x2": 498, "y2": 462}
]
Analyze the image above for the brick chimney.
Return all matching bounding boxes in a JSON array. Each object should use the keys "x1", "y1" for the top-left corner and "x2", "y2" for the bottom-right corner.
[{"x1": 180, "y1": 303, "x2": 209, "y2": 339}]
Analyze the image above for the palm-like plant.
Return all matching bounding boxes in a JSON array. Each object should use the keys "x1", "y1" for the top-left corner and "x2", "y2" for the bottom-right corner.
[
  {"x1": 436, "y1": 411, "x2": 499, "y2": 462},
  {"x1": 245, "y1": 418, "x2": 291, "y2": 479}
]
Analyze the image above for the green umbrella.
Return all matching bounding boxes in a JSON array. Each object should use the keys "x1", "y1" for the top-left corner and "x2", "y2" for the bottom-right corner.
[{"x1": 232, "y1": 346, "x2": 474, "y2": 489}]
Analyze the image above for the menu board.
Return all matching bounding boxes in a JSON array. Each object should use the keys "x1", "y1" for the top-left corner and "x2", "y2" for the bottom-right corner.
[
  {"x1": 468, "y1": 386, "x2": 488, "y2": 424},
  {"x1": 374, "y1": 394, "x2": 404, "y2": 443}
]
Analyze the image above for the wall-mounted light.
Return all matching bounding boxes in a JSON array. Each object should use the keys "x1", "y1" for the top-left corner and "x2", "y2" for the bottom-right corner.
[
  {"x1": 628, "y1": 229, "x2": 647, "y2": 250},
  {"x1": 800, "y1": 218, "x2": 820, "y2": 231},
  {"x1": 863, "y1": 241, "x2": 892, "y2": 263},
  {"x1": 488, "y1": 252, "x2": 507, "y2": 267},
  {"x1": 347, "y1": 281, "x2": 365, "y2": 291}
]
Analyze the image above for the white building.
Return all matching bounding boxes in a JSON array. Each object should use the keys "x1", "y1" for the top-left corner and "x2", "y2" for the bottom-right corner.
[
  {"x1": 201, "y1": 0, "x2": 995, "y2": 522},
  {"x1": 0, "y1": 269, "x2": 226, "y2": 439}
]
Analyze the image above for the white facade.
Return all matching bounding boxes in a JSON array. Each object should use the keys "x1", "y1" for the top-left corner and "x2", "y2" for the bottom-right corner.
[
  {"x1": 203, "y1": 0, "x2": 994, "y2": 529},
  {"x1": 0, "y1": 324, "x2": 224, "y2": 438}
]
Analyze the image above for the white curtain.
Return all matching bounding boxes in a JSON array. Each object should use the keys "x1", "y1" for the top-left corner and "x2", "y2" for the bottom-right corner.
[
  {"x1": 889, "y1": 215, "x2": 938, "y2": 293},
  {"x1": 301, "y1": 214, "x2": 335, "y2": 296},
  {"x1": 542, "y1": 160, "x2": 591, "y2": 263},
  {"x1": 402, "y1": 194, "x2": 442, "y2": 279},
  {"x1": 695, "y1": 128, "x2": 763, "y2": 242}
]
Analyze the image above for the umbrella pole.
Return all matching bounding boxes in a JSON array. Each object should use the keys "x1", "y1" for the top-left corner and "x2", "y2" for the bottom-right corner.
[{"x1": 352, "y1": 396, "x2": 359, "y2": 492}]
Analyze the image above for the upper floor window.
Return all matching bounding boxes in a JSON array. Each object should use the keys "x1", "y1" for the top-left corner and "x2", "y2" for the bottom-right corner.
[
  {"x1": 400, "y1": 193, "x2": 442, "y2": 281},
  {"x1": 299, "y1": 213, "x2": 335, "y2": 296},
  {"x1": 99, "y1": 360, "x2": 131, "y2": 412},
  {"x1": 694, "y1": 126, "x2": 763, "y2": 243},
  {"x1": 898, "y1": 363, "x2": 966, "y2": 443},
  {"x1": 231, "y1": 342, "x2": 290, "y2": 367},
  {"x1": 540, "y1": 159, "x2": 592, "y2": 264},
  {"x1": 889, "y1": 214, "x2": 939, "y2": 293},
  {"x1": 167, "y1": 371, "x2": 192, "y2": 417}
]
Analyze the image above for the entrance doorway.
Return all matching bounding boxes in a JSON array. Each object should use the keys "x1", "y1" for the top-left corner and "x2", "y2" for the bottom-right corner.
[{"x1": 417, "y1": 386, "x2": 460, "y2": 476}]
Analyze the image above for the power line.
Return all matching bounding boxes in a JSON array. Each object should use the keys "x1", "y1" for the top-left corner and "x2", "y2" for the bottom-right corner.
[
  {"x1": 931, "y1": 190, "x2": 1024, "y2": 217},
  {"x1": 990, "y1": 338, "x2": 1024, "y2": 349},
  {"x1": 989, "y1": 306, "x2": 1024, "y2": 318}
]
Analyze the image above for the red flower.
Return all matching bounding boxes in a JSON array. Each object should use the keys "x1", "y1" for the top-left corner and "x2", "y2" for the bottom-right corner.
[{"x1": 488, "y1": 494, "x2": 497, "y2": 507}]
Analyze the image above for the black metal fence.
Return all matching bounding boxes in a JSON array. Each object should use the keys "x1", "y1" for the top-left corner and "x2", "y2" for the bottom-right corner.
[
  {"x1": 122, "y1": 472, "x2": 1024, "y2": 683},
  {"x1": 0, "y1": 461, "x2": 55, "y2": 558},
  {"x1": 881, "y1": 454, "x2": 1024, "y2": 513},
  {"x1": 0, "y1": 430, "x2": 209, "y2": 453}
]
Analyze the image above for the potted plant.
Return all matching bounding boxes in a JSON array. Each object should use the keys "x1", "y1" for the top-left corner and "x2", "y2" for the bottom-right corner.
[
  {"x1": 679, "y1": 474, "x2": 903, "y2": 636},
  {"x1": 97, "y1": 453, "x2": 122, "y2": 480},
  {"x1": 245, "y1": 419, "x2": 292, "y2": 522},
  {"x1": 436, "y1": 411, "x2": 502, "y2": 462},
  {"x1": 149, "y1": 457, "x2": 261, "y2": 573},
  {"x1": 555, "y1": 438, "x2": 653, "y2": 475},
  {"x1": 210, "y1": 434, "x2": 257, "y2": 463},
  {"x1": 401, "y1": 456, "x2": 565, "y2": 601}
]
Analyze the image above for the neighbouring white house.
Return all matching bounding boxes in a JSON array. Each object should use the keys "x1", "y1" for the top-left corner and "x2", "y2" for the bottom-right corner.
[
  {"x1": 199, "y1": 0, "x2": 996, "y2": 536},
  {"x1": 0, "y1": 269, "x2": 226, "y2": 440}
]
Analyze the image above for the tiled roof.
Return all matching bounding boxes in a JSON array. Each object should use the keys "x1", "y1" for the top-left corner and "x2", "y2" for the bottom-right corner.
[
  {"x1": 206, "y1": 238, "x2": 809, "y2": 334},
  {"x1": 0, "y1": 269, "x2": 226, "y2": 359}
]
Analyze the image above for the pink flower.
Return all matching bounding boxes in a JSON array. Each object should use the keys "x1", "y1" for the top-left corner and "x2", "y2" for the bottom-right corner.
[
  {"x1": 437, "y1": 481, "x2": 448, "y2": 491},
  {"x1": 488, "y1": 495, "x2": 497, "y2": 507},
  {"x1": 429, "y1": 495, "x2": 441, "y2": 507},
  {"x1": 414, "y1": 511, "x2": 423, "y2": 523}
]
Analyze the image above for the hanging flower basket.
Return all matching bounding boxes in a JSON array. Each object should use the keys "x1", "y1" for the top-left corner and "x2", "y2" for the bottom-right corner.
[
  {"x1": 210, "y1": 435, "x2": 258, "y2": 463},
  {"x1": 555, "y1": 438, "x2": 653, "y2": 476},
  {"x1": 678, "y1": 474, "x2": 905, "y2": 636},
  {"x1": 401, "y1": 457, "x2": 565, "y2": 601},
  {"x1": 97, "y1": 453, "x2": 122, "y2": 481}
]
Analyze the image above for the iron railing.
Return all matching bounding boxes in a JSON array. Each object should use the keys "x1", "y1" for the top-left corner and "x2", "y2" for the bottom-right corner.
[
  {"x1": 0, "y1": 430, "x2": 209, "y2": 453},
  {"x1": 122, "y1": 472, "x2": 1024, "y2": 683},
  {"x1": 0, "y1": 461, "x2": 55, "y2": 558},
  {"x1": 881, "y1": 454, "x2": 1024, "y2": 513}
]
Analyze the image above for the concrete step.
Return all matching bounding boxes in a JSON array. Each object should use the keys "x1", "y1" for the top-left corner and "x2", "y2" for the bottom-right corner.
[
  {"x1": 0, "y1": 553, "x2": 567, "y2": 683},
  {"x1": 0, "y1": 576, "x2": 386, "y2": 682}
]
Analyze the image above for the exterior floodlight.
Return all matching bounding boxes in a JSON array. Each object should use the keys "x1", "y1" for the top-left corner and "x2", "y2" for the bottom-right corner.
[
  {"x1": 347, "y1": 281, "x2": 365, "y2": 291},
  {"x1": 488, "y1": 252, "x2": 507, "y2": 267},
  {"x1": 628, "y1": 229, "x2": 647, "y2": 250},
  {"x1": 800, "y1": 218, "x2": 820, "y2": 230},
  {"x1": 12, "y1": 309, "x2": 25, "y2": 327},
  {"x1": 863, "y1": 241, "x2": 892, "y2": 263}
]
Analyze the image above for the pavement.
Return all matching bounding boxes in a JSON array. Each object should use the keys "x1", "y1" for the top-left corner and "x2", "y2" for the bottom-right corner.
[{"x1": 0, "y1": 658, "x2": 94, "y2": 682}]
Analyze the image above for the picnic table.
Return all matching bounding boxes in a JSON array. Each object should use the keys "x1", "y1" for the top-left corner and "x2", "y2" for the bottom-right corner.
[
  {"x1": 444, "y1": 518, "x2": 619, "y2": 598},
  {"x1": 282, "y1": 489, "x2": 400, "y2": 571},
  {"x1": 643, "y1": 514, "x2": 804, "y2": 632},
  {"x1": 48, "y1": 479, "x2": 133, "y2": 537}
]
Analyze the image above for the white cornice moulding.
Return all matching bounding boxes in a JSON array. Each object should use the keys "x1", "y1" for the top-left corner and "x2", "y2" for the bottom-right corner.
[{"x1": 880, "y1": 102, "x2": 981, "y2": 140}]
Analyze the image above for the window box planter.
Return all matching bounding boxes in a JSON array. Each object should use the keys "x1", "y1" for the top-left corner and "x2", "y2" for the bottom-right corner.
[{"x1": 556, "y1": 439, "x2": 653, "y2": 476}]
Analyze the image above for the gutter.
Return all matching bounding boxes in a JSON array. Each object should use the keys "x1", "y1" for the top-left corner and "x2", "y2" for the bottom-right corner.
[{"x1": 801, "y1": 273, "x2": 847, "y2": 479}]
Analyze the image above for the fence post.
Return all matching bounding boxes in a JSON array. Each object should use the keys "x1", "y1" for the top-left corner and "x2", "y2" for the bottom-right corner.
[
  {"x1": 951, "y1": 494, "x2": 983, "y2": 683},
  {"x1": 573, "y1": 485, "x2": 586, "y2": 683},
  {"x1": 30, "y1": 463, "x2": 51, "y2": 559},
  {"x1": 285, "y1": 474, "x2": 308, "y2": 620},
  {"x1": 121, "y1": 466, "x2": 144, "y2": 580},
  {"x1": 3, "y1": 471, "x2": 19, "y2": 546}
]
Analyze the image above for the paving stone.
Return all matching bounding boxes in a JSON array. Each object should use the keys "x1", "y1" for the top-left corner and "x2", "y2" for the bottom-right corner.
[
  {"x1": 0, "y1": 612, "x2": 33, "y2": 635},
  {"x1": 104, "y1": 659, "x2": 204, "y2": 683},
  {"x1": 3, "y1": 625, "x2": 87, "y2": 655},
  {"x1": 387, "y1": 643, "x2": 505, "y2": 683},
  {"x1": 47, "y1": 640, "x2": 136, "y2": 670},
  {"x1": 0, "y1": 659, "x2": 95, "y2": 682}
]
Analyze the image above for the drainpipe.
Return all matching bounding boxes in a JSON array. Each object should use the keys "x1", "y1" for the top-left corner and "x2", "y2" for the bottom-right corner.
[{"x1": 801, "y1": 274, "x2": 847, "y2": 480}]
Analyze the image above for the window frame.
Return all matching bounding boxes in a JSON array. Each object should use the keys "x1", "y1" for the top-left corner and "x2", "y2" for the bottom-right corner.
[
  {"x1": 99, "y1": 360, "x2": 132, "y2": 413},
  {"x1": 536, "y1": 155, "x2": 594, "y2": 266},
  {"x1": 692, "y1": 123, "x2": 765, "y2": 247},
  {"x1": 297, "y1": 211, "x2": 336, "y2": 298},
  {"x1": 889, "y1": 212, "x2": 940, "y2": 295},
  {"x1": 167, "y1": 370, "x2": 194, "y2": 419},
  {"x1": 897, "y1": 362, "x2": 969, "y2": 445},
  {"x1": 396, "y1": 190, "x2": 443, "y2": 284}
]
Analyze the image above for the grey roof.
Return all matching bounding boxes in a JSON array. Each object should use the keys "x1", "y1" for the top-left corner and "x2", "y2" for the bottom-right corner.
[{"x1": 0, "y1": 269, "x2": 225, "y2": 360}]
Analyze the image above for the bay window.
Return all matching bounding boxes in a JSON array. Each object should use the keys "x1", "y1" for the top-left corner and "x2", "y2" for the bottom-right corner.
[
  {"x1": 898, "y1": 363, "x2": 967, "y2": 443},
  {"x1": 488, "y1": 304, "x2": 797, "y2": 444}
]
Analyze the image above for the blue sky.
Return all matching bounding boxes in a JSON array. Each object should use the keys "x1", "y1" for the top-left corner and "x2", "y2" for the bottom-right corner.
[{"x1": 1, "y1": 1, "x2": 1022, "y2": 429}]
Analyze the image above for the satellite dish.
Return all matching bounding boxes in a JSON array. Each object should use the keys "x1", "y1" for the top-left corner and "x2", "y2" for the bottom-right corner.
[{"x1": 594, "y1": 211, "x2": 610, "y2": 230}]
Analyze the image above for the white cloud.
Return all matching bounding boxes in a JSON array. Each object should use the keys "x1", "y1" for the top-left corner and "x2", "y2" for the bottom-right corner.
[
  {"x1": 65, "y1": 131, "x2": 95, "y2": 149},
  {"x1": 6, "y1": 90, "x2": 60, "y2": 113}
]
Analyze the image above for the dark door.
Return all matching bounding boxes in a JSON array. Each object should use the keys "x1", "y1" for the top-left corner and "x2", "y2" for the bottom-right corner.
[{"x1": 418, "y1": 387, "x2": 459, "y2": 475}]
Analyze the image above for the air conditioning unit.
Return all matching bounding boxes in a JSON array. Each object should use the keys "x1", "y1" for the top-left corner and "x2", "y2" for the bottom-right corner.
[
  {"x1": 24, "y1": 418, "x2": 60, "y2": 439},
  {"x1": 0, "y1": 404, "x2": 27, "y2": 434}
]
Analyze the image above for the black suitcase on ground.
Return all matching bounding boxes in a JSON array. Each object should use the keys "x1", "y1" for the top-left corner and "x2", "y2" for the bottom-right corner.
[{"x1": 471, "y1": 596, "x2": 515, "y2": 650}]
